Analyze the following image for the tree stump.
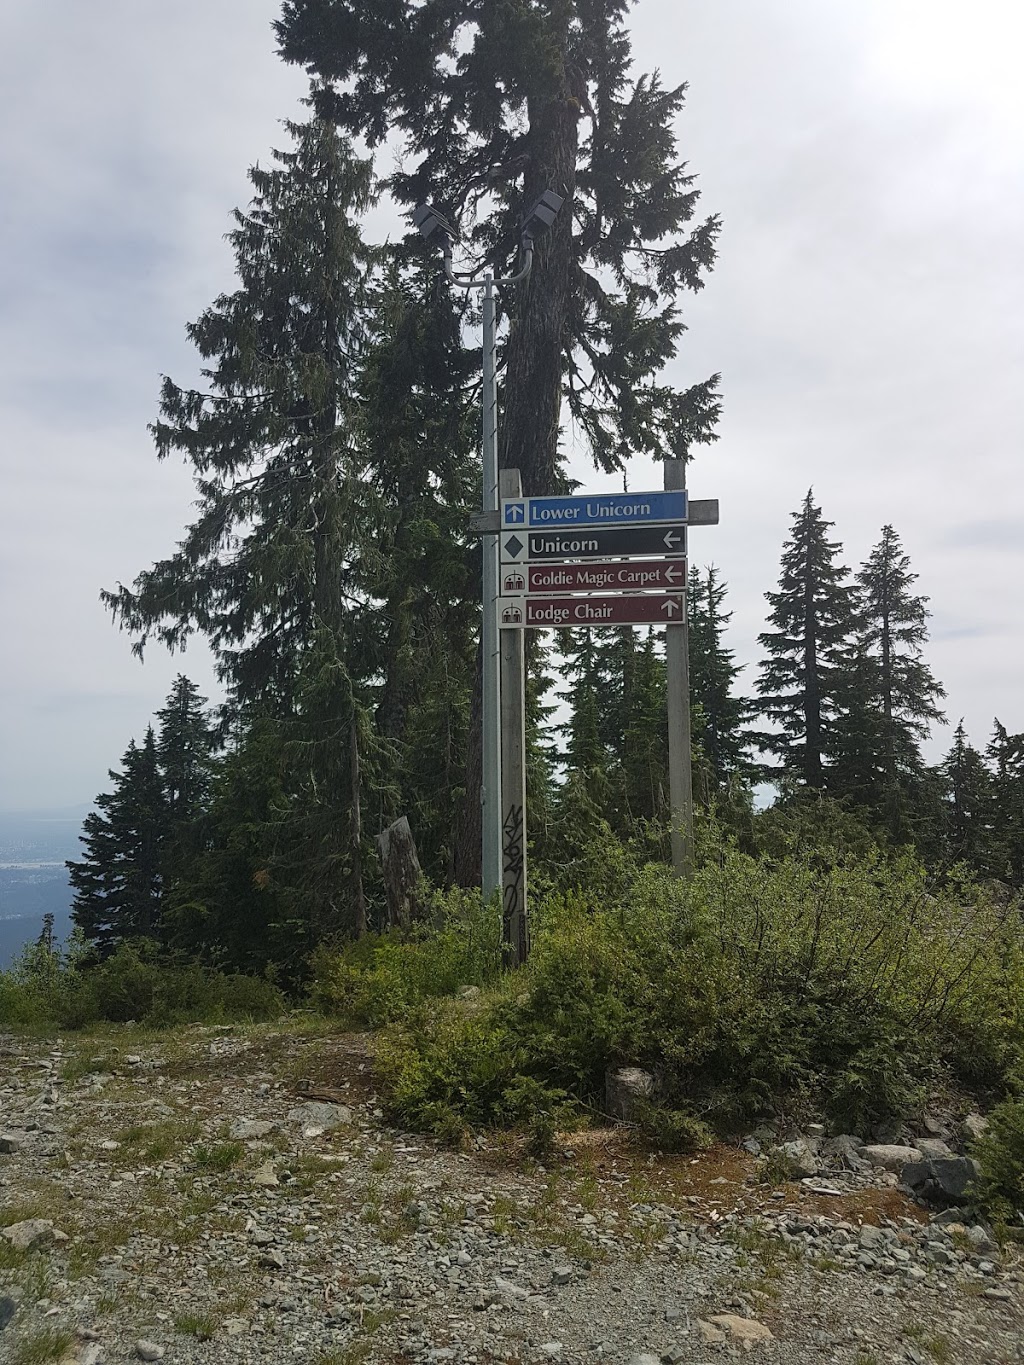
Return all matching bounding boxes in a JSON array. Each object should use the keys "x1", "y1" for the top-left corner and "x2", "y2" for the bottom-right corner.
[{"x1": 376, "y1": 816, "x2": 424, "y2": 930}]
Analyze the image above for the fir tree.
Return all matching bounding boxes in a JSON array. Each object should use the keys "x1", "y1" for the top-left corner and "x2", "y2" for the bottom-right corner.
[
  {"x1": 275, "y1": 0, "x2": 723, "y2": 882},
  {"x1": 940, "y1": 721, "x2": 991, "y2": 870},
  {"x1": 100, "y1": 103, "x2": 395, "y2": 939},
  {"x1": 756, "y1": 491, "x2": 858, "y2": 789},
  {"x1": 620, "y1": 629, "x2": 667, "y2": 824},
  {"x1": 155, "y1": 675, "x2": 217, "y2": 886},
  {"x1": 102, "y1": 105, "x2": 375, "y2": 714},
  {"x1": 687, "y1": 565, "x2": 753, "y2": 795},
  {"x1": 854, "y1": 525, "x2": 945, "y2": 837},
  {"x1": 275, "y1": 0, "x2": 722, "y2": 491},
  {"x1": 986, "y1": 719, "x2": 1024, "y2": 887},
  {"x1": 68, "y1": 728, "x2": 166, "y2": 955}
]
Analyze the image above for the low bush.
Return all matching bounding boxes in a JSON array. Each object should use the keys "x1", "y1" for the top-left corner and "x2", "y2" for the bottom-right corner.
[
  {"x1": 309, "y1": 887, "x2": 503, "y2": 1027},
  {"x1": 0, "y1": 936, "x2": 285, "y2": 1030},
  {"x1": 973, "y1": 1088, "x2": 1024, "y2": 1228},
  {"x1": 375, "y1": 843, "x2": 1024, "y2": 1141}
]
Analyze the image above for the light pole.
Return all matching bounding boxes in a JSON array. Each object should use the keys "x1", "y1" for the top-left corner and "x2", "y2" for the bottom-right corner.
[{"x1": 414, "y1": 192, "x2": 563, "y2": 900}]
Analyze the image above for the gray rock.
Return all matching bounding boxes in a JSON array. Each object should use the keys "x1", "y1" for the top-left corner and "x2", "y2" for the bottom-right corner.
[
  {"x1": 776, "y1": 1139, "x2": 819, "y2": 1177},
  {"x1": 858, "y1": 1225, "x2": 886, "y2": 1250},
  {"x1": 915, "y1": 1137, "x2": 955, "y2": 1161},
  {"x1": 0, "y1": 1134, "x2": 24, "y2": 1155},
  {"x1": 900, "y1": 1160, "x2": 933, "y2": 1188},
  {"x1": 0, "y1": 1295, "x2": 16, "y2": 1330},
  {"x1": 858, "y1": 1143, "x2": 923, "y2": 1173},
  {"x1": 260, "y1": 1249, "x2": 286, "y2": 1269},
  {"x1": 1, "y1": 1219, "x2": 57, "y2": 1251},
  {"x1": 230, "y1": 1118, "x2": 276, "y2": 1140},
  {"x1": 135, "y1": 1343, "x2": 165, "y2": 1362},
  {"x1": 628, "y1": 1356, "x2": 662, "y2": 1365},
  {"x1": 605, "y1": 1066, "x2": 655, "y2": 1121},
  {"x1": 967, "y1": 1224, "x2": 999, "y2": 1253},
  {"x1": 537, "y1": 1345, "x2": 564, "y2": 1359},
  {"x1": 551, "y1": 1265, "x2": 573, "y2": 1286},
  {"x1": 931, "y1": 1156, "x2": 981, "y2": 1199},
  {"x1": 962, "y1": 1112, "x2": 989, "y2": 1143},
  {"x1": 286, "y1": 1101, "x2": 352, "y2": 1129},
  {"x1": 250, "y1": 1227, "x2": 275, "y2": 1247}
]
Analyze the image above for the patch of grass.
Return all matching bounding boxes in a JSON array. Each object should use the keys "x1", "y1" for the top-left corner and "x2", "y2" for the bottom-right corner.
[
  {"x1": 193, "y1": 1141, "x2": 246, "y2": 1172},
  {"x1": 924, "y1": 1336, "x2": 954, "y2": 1365},
  {"x1": 7, "y1": 1327, "x2": 75, "y2": 1364},
  {"x1": 315, "y1": 1346, "x2": 371, "y2": 1365},
  {"x1": 116, "y1": 1118, "x2": 200, "y2": 1162},
  {"x1": 0, "y1": 1240, "x2": 29, "y2": 1270},
  {"x1": 369, "y1": 1149, "x2": 394, "y2": 1174},
  {"x1": 175, "y1": 1310, "x2": 219, "y2": 1340}
]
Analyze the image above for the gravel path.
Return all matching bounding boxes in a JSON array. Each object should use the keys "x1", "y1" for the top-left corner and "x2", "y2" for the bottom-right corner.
[{"x1": 1, "y1": 1023, "x2": 1022, "y2": 1365}]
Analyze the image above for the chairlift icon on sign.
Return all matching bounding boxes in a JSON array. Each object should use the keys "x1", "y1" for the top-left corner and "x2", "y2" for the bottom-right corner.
[
  {"x1": 503, "y1": 571, "x2": 525, "y2": 593},
  {"x1": 501, "y1": 605, "x2": 523, "y2": 625}
]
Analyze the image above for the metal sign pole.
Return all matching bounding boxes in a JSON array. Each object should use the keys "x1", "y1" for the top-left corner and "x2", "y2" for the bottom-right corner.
[
  {"x1": 481, "y1": 277, "x2": 503, "y2": 900},
  {"x1": 498, "y1": 468, "x2": 528, "y2": 965},
  {"x1": 664, "y1": 459, "x2": 694, "y2": 877}
]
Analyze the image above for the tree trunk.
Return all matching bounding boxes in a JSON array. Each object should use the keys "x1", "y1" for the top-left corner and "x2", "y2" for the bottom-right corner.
[
  {"x1": 500, "y1": 93, "x2": 580, "y2": 494},
  {"x1": 376, "y1": 816, "x2": 424, "y2": 930},
  {"x1": 453, "y1": 645, "x2": 484, "y2": 887},
  {"x1": 350, "y1": 716, "x2": 367, "y2": 937}
]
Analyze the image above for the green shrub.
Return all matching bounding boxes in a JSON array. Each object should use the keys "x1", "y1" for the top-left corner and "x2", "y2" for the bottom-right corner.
[
  {"x1": 374, "y1": 843, "x2": 1024, "y2": 1141},
  {"x1": 973, "y1": 1090, "x2": 1024, "y2": 1227},
  {"x1": 310, "y1": 887, "x2": 502, "y2": 1027},
  {"x1": 0, "y1": 936, "x2": 285, "y2": 1030}
]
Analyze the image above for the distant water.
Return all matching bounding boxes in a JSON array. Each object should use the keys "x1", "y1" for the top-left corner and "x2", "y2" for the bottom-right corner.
[{"x1": 0, "y1": 808, "x2": 86, "y2": 971}]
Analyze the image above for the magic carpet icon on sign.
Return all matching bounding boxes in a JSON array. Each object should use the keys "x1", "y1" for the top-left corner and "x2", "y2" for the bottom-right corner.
[{"x1": 504, "y1": 503, "x2": 526, "y2": 523}]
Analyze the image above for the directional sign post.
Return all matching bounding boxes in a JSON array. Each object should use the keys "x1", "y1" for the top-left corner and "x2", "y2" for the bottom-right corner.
[
  {"x1": 502, "y1": 490, "x2": 687, "y2": 530},
  {"x1": 499, "y1": 593, "x2": 685, "y2": 629},
  {"x1": 501, "y1": 524, "x2": 685, "y2": 563},
  {"x1": 501, "y1": 559, "x2": 686, "y2": 596}
]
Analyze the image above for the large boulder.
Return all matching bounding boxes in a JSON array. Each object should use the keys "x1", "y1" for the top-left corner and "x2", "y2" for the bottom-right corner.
[{"x1": 858, "y1": 1143, "x2": 923, "y2": 1173}]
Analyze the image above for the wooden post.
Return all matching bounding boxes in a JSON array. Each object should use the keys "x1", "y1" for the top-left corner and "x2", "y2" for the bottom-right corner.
[
  {"x1": 664, "y1": 459, "x2": 694, "y2": 877},
  {"x1": 498, "y1": 467, "x2": 528, "y2": 965}
]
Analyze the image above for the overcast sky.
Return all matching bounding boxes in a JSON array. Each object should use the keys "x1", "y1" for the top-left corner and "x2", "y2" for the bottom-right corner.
[{"x1": 1, "y1": 0, "x2": 1021, "y2": 812}]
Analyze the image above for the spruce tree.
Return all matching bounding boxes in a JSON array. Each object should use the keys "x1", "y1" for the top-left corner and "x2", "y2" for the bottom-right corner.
[
  {"x1": 275, "y1": 0, "x2": 722, "y2": 490},
  {"x1": 688, "y1": 565, "x2": 753, "y2": 795},
  {"x1": 68, "y1": 728, "x2": 166, "y2": 955},
  {"x1": 986, "y1": 720, "x2": 1024, "y2": 887},
  {"x1": 756, "y1": 491, "x2": 858, "y2": 789},
  {"x1": 275, "y1": 1, "x2": 722, "y2": 881},
  {"x1": 940, "y1": 721, "x2": 992, "y2": 871},
  {"x1": 155, "y1": 675, "x2": 217, "y2": 887},
  {"x1": 102, "y1": 105, "x2": 375, "y2": 712},
  {"x1": 620, "y1": 629, "x2": 667, "y2": 824},
  {"x1": 854, "y1": 525, "x2": 945, "y2": 837},
  {"x1": 101, "y1": 103, "x2": 400, "y2": 939}
]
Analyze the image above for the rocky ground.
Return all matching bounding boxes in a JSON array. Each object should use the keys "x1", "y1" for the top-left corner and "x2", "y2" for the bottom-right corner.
[{"x1": 1, "y1": 1022, "x2": 1022, "y2": 1365}]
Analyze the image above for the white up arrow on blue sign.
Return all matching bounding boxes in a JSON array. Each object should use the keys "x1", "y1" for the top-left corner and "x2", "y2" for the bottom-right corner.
[{"x1": 501, "y1": 490, "x2": 687, "y2": 529}]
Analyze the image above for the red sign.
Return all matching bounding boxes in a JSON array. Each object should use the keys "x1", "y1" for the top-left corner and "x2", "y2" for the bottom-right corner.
[
  {"x1": 499, "y1": 594, "x2": 686, "y2": 629},
  {"x1": 500, "y1": 559, "x2": 686, "y2": 597}
]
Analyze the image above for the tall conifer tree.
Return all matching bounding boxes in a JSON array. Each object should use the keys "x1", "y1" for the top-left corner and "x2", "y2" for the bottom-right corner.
[
  {"x1": 854, "y1": 525, "x2": 945, "y2": 836},
  {"x1": 756, "y1": 492, "x2": 858, "y2": 789},
  {"x1": 940, "y1": 721, "x2": 991, "y2": 870},
  {"x1": 275, "y1": 0, "x2": 722, "y2": 881},
  {"x1": 986, "y1": 720, "x2": 1024, "y2": 887},
  {"x1": 688, "y1": 565, "x2": 752, "y2": 795},
  {"x1": 68, "y1": 728, "x2": 166, "y2": 955}
]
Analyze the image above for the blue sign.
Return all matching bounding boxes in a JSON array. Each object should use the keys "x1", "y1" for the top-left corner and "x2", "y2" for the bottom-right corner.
[{"x1": 501, "y1": 490, "x2": 687, "y2": 529}]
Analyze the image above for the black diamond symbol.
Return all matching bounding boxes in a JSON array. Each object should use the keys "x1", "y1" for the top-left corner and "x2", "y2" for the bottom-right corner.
[{"x1": 504, "y1": 535, "x2": 524, "y2": 557}]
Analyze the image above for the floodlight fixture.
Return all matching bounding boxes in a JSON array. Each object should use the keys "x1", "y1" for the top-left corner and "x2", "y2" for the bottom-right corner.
[
  {"x1": 522, "y1": 188, "x2": 565, "y2": 240},
  {"x1": 413, "y1": 203, "x2": 457, "y2": 245}
]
